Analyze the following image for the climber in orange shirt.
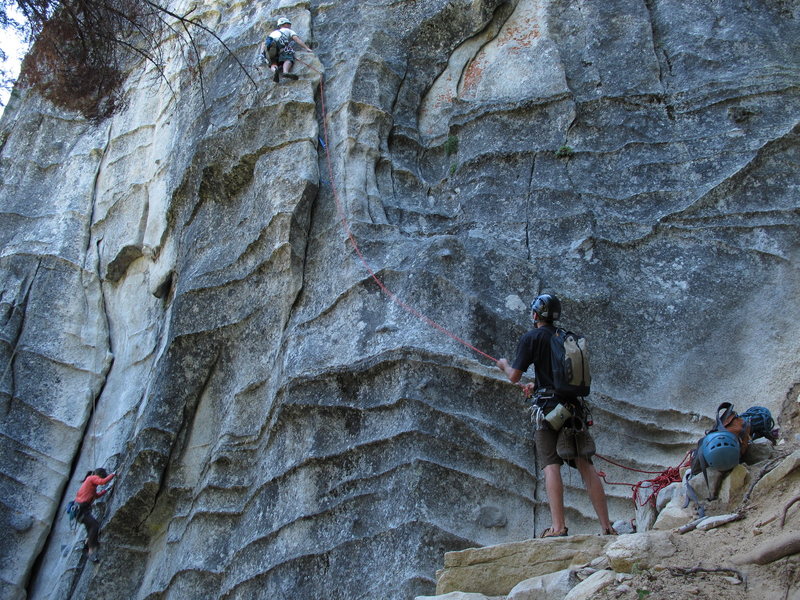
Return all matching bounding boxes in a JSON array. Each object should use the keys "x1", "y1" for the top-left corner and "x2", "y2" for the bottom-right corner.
[{"x1": 74, "y1": 468, "x2": 116, "y2": 562}]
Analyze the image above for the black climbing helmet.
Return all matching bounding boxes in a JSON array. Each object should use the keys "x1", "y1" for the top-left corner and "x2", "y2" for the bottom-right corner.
[{"x1": 530, "y1": 294, "x2": 561, "y2": 321}]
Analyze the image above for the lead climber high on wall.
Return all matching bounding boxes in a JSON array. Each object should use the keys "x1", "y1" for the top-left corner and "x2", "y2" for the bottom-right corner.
[
  {"x1": 261, "y1": 17, "x2": 313, "y2": 83},
  {"x1": 497, "y1": 293, "x2": 616, "y2": 538}
]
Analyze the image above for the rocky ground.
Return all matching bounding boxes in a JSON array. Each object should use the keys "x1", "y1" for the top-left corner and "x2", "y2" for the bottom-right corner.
[
  {"x1": 424, "y1": 395, "x2": 800, "y2": 600},
  {"x1": 592, "y1": 444, "x2": 800, "y2": 600},
  {"x1": 597, "y1": 394, "x2": 800, "y2": 600}
]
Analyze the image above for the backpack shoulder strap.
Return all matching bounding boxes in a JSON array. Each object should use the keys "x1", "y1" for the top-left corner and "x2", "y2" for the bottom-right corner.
[
  {"x1": 279, "y1": 30, "x2": 294, "y2": 45},
  {"x1": 714, "y1": 402, "x2": 735, "y2": 432}
]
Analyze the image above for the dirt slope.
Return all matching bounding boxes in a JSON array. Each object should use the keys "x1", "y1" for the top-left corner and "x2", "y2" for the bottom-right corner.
[{"x1": 595, "y1": 397, "x2": 800, "y2": 600}]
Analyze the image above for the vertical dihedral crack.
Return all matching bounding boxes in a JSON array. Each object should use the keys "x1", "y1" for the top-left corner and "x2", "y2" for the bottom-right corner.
[
  {"x1": 389, "y1": 58, "x2": 409, "y2": 117},
  {"x1": 88, "y1": 239, "x2": 116, "y2": 465},
  {"x1": 85, "y1": 124, "x2": 114, "y2": 260},
  {"x1": 80, "y1": 122, "x2": 115, "y2": 468},
  {"x1": 273, "y1": 181, "x2": 319, "y2": 418},
  {"x1": 642, "y1": 0, "x2": 669, "y2": 88},
  {"x1": 0, "y1": 260, "x2": 41, "y2": 418},
  {"x1": 285, "y1": 187, "x2": 316, "y2": 331},
  {"x1": 387, "y1": 61, "x2": 409, "y2": 207},
  {"x1": 524, "y1": 154, "x2": 537, "y2": 261},
  {"x1": 139, "y1": 348, "x2": 222, "y2": 530}
]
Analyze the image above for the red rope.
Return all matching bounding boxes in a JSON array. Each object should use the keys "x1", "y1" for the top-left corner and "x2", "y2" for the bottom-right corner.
[
  {"x1": 294, "y1": 56, "x2": 499, "y2": 364},
  {"x1": 595, "y1": 451, "x2": 692, "y2": 508},
  {"x1": 595, "y1": 453, "x2": 667, "y2": 475}
]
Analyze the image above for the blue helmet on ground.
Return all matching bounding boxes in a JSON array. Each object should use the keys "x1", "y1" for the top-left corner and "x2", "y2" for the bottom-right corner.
[{"x1": 700, "y1": 431, "x2": 740, "y2": 471}]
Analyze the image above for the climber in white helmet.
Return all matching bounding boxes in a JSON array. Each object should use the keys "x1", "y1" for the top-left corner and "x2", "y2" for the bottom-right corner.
[{"x1": 261, "y1": 16, "x2": 313, "y2": 83}]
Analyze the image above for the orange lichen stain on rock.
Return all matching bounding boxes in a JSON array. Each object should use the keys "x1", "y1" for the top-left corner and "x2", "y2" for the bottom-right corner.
[
  {"x1": 432, "y1": 89, "x2": 455, "y2": 110},
  {"x1": 497, "y1": 18, "x2": 541, "y2": 48},
  {"x1": 461, "y1": 54, "x2": 487, "y2": 95}
]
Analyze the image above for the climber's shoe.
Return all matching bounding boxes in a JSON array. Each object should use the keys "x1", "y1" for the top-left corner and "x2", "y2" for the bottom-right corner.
[
  {"x1": 283, "y1": 72, "x2": 299, "y2": 80},
  {"x1": 272, "y1": 69, "x2": 280, "y2": 83}
]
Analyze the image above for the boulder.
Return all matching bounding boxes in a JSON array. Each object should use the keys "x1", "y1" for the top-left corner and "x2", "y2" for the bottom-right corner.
[
  {"x1": 436, "y1": 536, "x2": 608, "y2": 597},
  {"x1": 743, "y1": 440, "x2": 775, "y2": 464},
  {"x1": 562, "y1": 570, "x2": 616, "y2": 600},
  {"x1": 634, "y1": 483, "x2": 657, "y2": 532},
  {"x1": 751, "y1": 450, "x2": 800, "y2": 498},
  {"x1": 604, "y1": 531, "x2": 677, "y2": 573},
  {"x1": 687, "y1": 469, "x2": 724, "y2": 502},
  {"x1": 652, "y1": 496, "x2": 695, "y2": 531},
  {"x1": 718, "y1": 464, "x2": 749, "y2": 507},
  {"x1": 655, "y1": 482, "x2": 683, "y2": 512},
  {"x1": 613, "y1": 520, "x2": 635, "y2": 535},
  {"x1": 507, "y1": 568, "x2": 579, "y2": 600}
]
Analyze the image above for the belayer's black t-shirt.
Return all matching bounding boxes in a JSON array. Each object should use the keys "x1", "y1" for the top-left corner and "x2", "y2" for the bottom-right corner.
[{"x1": 511, "y1": 324, "x2": 556, "y2": 392}]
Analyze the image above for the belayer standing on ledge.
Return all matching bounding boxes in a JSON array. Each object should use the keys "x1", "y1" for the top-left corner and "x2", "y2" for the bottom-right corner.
[
  {"x1": 74, "y1": 468, "x2": 116, "y2": 562},
  {"x1": 497, "y1": 294, "x2": 616, "y2": 537},
  {"x1": 261, "y1": 17, "x2": 313, "y2": 83}
]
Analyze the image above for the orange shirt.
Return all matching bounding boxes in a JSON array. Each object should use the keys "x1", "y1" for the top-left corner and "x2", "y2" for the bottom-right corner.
[{"x1": 75, "y1": 473, "x2": 115, "y2": 505}]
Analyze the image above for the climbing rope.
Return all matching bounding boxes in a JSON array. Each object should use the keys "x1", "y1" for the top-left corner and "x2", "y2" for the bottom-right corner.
[
  {"x1": 293, "y1": 55, "x2": 499, "y2": 365},
  {"x1": 594, "y1": 451, "x2": 692, "y2": 508}
]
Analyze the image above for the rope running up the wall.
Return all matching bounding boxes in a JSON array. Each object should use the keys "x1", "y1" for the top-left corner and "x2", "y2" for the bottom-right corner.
[
  {"x1": 295, "y1": 56, "x2": 498, "y2": 365},
  {"x1": 295, "y1": 56, "x2": 694, "y2": 507}
]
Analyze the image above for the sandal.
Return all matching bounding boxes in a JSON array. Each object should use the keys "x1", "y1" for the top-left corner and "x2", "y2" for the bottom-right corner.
[{"x1": 540, "y1": 526, "x2": 569, "y2": 538}]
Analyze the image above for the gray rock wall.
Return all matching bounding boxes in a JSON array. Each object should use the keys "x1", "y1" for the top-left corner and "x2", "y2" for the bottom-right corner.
[{"x1": 1, "y1": 0, "x2": 798, "y2": 598}]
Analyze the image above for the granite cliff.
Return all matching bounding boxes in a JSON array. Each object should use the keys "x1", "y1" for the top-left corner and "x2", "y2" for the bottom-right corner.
[{"x1": 1, "y1": 0, "x2": 798, "y2": 598}]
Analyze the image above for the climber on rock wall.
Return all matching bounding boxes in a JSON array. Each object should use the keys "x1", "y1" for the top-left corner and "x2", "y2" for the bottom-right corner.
[
  {"x1": 497, "y1": 293, "x2": 617, "y2": 538},
  {"x1": 73, "y1": 468, "x2": 116, "y2": 562},
  {"x1": 261, "y1": 17, "x2": 313, "y2": 83}
]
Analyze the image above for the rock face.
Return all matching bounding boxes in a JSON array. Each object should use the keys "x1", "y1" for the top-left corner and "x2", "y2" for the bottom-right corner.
[{"x1": 1, "y1": 0, "x2": 798, "y2": 598}]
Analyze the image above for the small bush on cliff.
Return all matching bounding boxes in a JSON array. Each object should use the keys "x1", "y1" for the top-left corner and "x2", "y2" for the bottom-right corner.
[
  {"x1": 555, "y1": 145, "x2": 574, "y2": 158},
  {"x1": 444, "y1": 134, "x2": 458, "y2": 156}
]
